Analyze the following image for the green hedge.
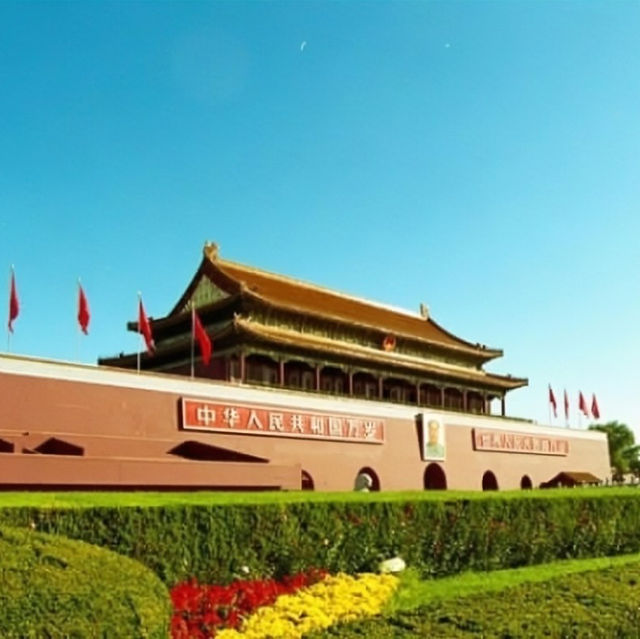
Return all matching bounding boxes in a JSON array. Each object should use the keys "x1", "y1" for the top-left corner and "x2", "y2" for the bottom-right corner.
[
  {"x1": 310, "y1": 561, "x2": 640, "y2": 637},
  {"x1": 1, "y1": 490, "x2": 640, "y2": 585},
  {"x1": 0, "y1": 526, "x2": 171, "y2": 638}
]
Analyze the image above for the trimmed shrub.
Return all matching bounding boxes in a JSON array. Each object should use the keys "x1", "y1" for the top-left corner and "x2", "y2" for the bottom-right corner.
[
  {"x1": 0, "y1": 525, "x2": 171, "y2": 638},
  {"x1": 2, "y1": 490, "x2": 640, "y2": 585},
  {"x1": 309, "y1": 561, "x2": 640, "y2": 637}
]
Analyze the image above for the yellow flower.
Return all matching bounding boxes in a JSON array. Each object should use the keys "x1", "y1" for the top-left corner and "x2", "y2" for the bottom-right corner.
[{"x1": 218, "y1": 573, "x2": 398, "y2": 638}]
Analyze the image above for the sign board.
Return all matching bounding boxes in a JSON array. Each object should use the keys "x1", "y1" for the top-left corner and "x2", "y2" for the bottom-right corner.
[
  {"x1": 473, "y1": 429, "x2": 569, "y2": 456},
  {"x1": 181, "y1": 398, "x2": 385, "y2": 444}
]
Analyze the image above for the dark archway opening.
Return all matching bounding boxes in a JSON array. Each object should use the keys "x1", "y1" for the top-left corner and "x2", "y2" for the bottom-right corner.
[
  {"x1": 482, "y1": 470, "x2": 499, "y2": 491},
  {"x1": 355, "y1": 466, "x2": 380, "y2": 491},
  {"x1": 520, "y1": 475, "x2": 533, "y2": 489},
  {"x1": 424, "y1": 463, "x2": 447, "y2": 490},
  {"x1": 301, "y1": 470, "x2": 314, "y2": 491}
]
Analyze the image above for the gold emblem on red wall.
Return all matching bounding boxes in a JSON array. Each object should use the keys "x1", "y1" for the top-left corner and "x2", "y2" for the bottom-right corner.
[{"x1": 382, "y1": 335, "x2": 396, "y2": 351}]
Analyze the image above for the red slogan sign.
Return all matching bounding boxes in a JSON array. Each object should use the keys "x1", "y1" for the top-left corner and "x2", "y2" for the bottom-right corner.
[
  {"x1": 181, "y1": 398, "x2": 385, "y2": 444},
  {"x1": 473, "y1": 429, "x2": 569, "y2": 456}
]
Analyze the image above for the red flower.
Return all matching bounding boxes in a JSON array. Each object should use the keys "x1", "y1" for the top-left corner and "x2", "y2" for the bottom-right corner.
[{"x1": 169, "y1": 569, "x2": 328, "y2": 638}]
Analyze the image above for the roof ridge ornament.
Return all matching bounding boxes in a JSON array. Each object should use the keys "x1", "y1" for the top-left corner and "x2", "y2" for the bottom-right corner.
[
  {"x1": 203, "y1": 241, "x2": 219, "y2": 262},
  {"x1": 419, "y1": 303, "x2": 429, "y2": 320}
]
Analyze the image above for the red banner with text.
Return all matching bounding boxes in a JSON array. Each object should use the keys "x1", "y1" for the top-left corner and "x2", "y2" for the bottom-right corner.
[
  {"x1": 473, "y1": 428, "x2": 569, "y2": 456},
  {"x1": 181, "y1": 398, "x2": 385, "y2": 444}
]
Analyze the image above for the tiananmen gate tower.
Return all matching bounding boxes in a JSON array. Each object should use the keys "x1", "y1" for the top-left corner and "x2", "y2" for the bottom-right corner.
[{"x1": 0, "y1": 242, "x2": 609, "y2": 491}]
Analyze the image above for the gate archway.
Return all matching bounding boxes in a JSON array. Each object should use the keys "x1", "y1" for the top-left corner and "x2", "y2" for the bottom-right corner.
[
  {"x1": 520, "y1": 474, "x2": 532, "y2": 490},
  {"x1": 482, "y1": 470, "x2": 499, "y2": 491},
  {"x1": 424, "y1": 463, "x2": 447, "y2": 490},
  {"x1": 354, "y1": 467, "x2": 380, "y2": 491}
]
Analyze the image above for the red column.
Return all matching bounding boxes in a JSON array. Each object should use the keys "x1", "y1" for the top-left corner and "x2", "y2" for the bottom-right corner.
[
  {"x1": 348, "y1": 371, "x2": 354, "y2": 396},
  {"x1": 440, "y1": 387, "x2": 445, "y2": 408},
  {"x1": 462, "y1": 390, "x2": 468, "y2": 413},
  {"x1": 378, "y1": 377, "x2": 384, "y2": 399},
  {"x1": 315, "y1": 365, "x2": 321, "y2": 392},
  {"x1": 279, "y1": 360, "x2": 285, "y2": 386}
]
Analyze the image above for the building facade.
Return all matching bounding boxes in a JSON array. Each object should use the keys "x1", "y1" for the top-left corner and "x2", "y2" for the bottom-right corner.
[{"x1": 0, "y1": 244, "x2": 610, "y2": 491}]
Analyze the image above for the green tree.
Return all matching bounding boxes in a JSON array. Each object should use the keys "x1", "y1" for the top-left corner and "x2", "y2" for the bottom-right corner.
[{"x1": 589, "y1": 421, "x2": 640, "y2": 482}]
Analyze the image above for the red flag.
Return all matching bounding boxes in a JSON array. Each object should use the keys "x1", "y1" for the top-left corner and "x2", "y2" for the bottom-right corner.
[
  {"x1": 564, "y1": 389, "x2": 569, "y2": 420},
  {"x1": 591, "y1": 394, "x2": 600, "y2": 420},
  {"x1": 138, "y1": 298, "x2": 155, "y2": 353},
  {"x1": 77, "y1": 284, "x2": 90, "y2": 335},
  {"x1": 192, "y1": 308, "x2": 212, "y2": 366},
  {"x1": 579, "y1": 391, "x2": 589, "y2": 417},
  {"x1": 548, "y1": 385, "x2": 557, "y2": 418},
  {"x1": 7, "y1": 270, "x2": 19, "y2": 333}
]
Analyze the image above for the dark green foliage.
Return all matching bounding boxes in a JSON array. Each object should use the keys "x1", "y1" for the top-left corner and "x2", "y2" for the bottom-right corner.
[
  {"x1": 310, "y1": 562, "x2": 640, "y2": 637},
  {"x1": 2, "y1": 491, "x2": 640, "y2": 586},
  {"x1": 0, "y1": 525, "x2": 171, "y2": 638},
  {"x1": 589, "y1": 421, "x2": 639, "y2": 480}
]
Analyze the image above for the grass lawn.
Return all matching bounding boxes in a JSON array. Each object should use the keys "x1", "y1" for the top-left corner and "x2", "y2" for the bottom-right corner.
[
  {"x1": 389, "y1": 552, "x2": 640, "y2": 611},
  {"x1": 312, "y1": 554, "x2": 640, "y2": 638}
]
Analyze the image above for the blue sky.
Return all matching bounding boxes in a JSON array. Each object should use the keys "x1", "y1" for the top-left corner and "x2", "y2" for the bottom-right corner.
[{"x1": 0, "y1": 1, "x2": 638, "y2": 433}]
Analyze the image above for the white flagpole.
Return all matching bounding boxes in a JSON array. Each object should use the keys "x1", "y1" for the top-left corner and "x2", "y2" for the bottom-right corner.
[
  {"x1": 578, "y1": 393, "x2": 582, "y2": 429},
  {"x1": 190, "y1": 306, "x2": 195, "y2": 379},
  {"x1": 137, "y1": 291, "x2": 142, "y2": 374}
]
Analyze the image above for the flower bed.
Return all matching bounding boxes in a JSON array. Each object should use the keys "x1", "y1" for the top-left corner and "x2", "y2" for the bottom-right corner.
[
  {"x1": 217, "y1": 573, "x2": 399, "y2": 638},
  {"x1": 170, "y1": 569, "x2": 326, "y2": 638},
  {"x1": 171, "y1": 570, "x2": 398, "y2": 638}
]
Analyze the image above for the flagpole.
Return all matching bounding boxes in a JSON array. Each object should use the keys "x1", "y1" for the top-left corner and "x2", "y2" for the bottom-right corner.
[
  {"x1": 578, "y1": 395, "x2": 581, "y2": 429},
  {"x1": 7, "y1": 265, "x2": 14, "y2": 354},
  {"x1": 75, "y1": 278, "x2": 81, "y2": 363},
  {"x1": 137, "y1": 292, "x2": 142, "y2": 374},
  {"x1": 190, "y1": 306, "x2": 195, "y2": 379}
]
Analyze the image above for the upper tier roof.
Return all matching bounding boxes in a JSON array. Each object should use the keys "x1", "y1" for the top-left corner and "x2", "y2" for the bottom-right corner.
[{"x1": 169, "y1": 242, "x2": 502, "y2": 360}]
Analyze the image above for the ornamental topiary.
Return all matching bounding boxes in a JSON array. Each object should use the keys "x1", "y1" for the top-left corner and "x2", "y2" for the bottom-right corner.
[{"x1": 0, "y1": 525, "x2": 171, "y2": 638}]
